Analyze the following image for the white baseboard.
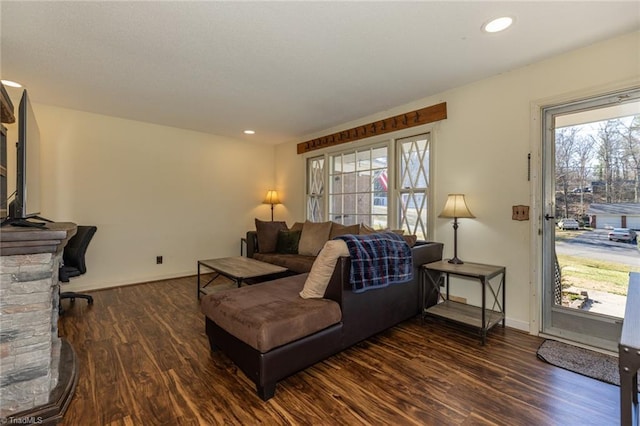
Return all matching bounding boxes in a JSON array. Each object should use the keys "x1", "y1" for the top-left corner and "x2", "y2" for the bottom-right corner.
[{"x1": 505, "y1": 317, "x2": 529, "y2": 332}]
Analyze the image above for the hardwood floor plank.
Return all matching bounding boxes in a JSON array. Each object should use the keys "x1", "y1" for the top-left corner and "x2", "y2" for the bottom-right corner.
[
  {"x1": 58, "y1": 275, "x2": 620, "y2": 425},
  {"x1": 162, "y1": 368, "x2": 215, "y2": 425},
  {"x1": 319, "y1": 347, "x2": 466, "y2": 424}
]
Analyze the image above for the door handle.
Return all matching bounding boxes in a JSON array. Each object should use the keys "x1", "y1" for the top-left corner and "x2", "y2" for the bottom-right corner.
[{"x1": 544, "y1": 214, "x2": 555, "y2": 221}]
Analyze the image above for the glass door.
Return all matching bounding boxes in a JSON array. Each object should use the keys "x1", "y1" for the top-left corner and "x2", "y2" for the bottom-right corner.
[{"x1": 542, "y1": 88, "x2": 640, "y2": 351}]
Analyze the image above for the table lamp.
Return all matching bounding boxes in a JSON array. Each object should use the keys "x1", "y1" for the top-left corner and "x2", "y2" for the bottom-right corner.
[
  {"x1": 263, "y1": 190, "x2": 281, "y2": 221},
  {"x1": 438, "y1": 194, "x2": 475, "y2": 264}
]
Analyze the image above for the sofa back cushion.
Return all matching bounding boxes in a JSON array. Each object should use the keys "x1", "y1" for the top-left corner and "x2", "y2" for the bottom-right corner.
[
  {"x1": 360, "y1": 223, "x2": 418, "y2": 247},
  {"x1": 255, "y1": 219, "x2": 288, "y2": 253},
  {"x1": 298, "y1": 220, "x2": 333, "y2": 256},
  {"x1": 329, "y1": 223, "x2": 360, "y2": 239},
  {"x1": 289, "y1": 222, "x2": 304, "y2": 232}
]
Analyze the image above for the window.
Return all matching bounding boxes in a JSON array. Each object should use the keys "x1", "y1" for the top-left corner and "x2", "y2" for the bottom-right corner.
[
  {"x1": 397, "y1": 134, "x2": 430, "y2": 240},
  {"x1": 307, "y1": 156, "x2": 325, "y2": 222},
  {"x1": 328, "y1": 145, "x2": 388, "y2": 227},
  {"x1": 306, "y1": 132, "x2": 431, "y2": 239}
]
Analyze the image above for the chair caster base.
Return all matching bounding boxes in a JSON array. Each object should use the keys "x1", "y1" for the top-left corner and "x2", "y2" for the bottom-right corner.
[{"x1": 59, "y1": 291, "x2": 94, "y2": 314}]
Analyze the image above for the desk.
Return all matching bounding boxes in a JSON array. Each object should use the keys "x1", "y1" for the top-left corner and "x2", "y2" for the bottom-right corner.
[{"x1": 423, "y1": 260, "x2": 506, "y2": 345}]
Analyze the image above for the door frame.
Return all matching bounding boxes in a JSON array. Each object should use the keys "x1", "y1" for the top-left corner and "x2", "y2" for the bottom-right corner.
[{"x1": 529, "y1": 79, "x2": 640, "y2": 342}]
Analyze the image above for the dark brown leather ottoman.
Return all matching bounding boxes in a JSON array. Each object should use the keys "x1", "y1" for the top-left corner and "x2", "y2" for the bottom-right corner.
[{"x1": 200, "y1": 273, "x2": 341, "y2": 353}]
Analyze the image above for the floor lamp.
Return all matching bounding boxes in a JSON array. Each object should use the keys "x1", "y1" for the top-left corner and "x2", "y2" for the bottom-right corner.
[
  {"x1": 262, "y1": 190, "x2": 281, "y2": 221},
  {"x1": 438, "y1": 194, "x2": 475, "y2": 264}
]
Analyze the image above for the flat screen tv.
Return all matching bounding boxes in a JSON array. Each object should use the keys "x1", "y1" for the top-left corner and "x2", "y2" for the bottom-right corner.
[{"x1": 2, "y1": 89, "x2": 45, "y2": 227}]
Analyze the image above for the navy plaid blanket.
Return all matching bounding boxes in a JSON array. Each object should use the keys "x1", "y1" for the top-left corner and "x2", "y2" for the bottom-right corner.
[{"x1": 335, "y1": 232, "x2": 413, "y2": 293}]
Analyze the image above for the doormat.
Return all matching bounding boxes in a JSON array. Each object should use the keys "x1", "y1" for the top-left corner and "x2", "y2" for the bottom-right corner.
[{"x1": 536, "y1": 339, "x2": 624, "y2": 387}]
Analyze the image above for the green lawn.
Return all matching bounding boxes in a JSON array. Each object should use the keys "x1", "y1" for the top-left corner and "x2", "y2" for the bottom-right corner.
[{"x1": 556, "y1": 254, "x2": 639, "y2": 296}]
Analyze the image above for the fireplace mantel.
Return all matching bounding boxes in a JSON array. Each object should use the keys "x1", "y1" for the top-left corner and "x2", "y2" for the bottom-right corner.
[{"x1": 0, "y1": 222, "x2": 77, "y2": 256}]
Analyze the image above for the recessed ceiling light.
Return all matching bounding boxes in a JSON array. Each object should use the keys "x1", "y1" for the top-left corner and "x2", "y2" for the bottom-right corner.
[
  {"x1": 1, "y1": 79, "x2": 22, "y2": 88},
  {"x1": 244, "y1": 130, "x2": 255, "y2": 135},
  {"x1": 482, "y1": 16, "x2": 514, "y2": 33}
]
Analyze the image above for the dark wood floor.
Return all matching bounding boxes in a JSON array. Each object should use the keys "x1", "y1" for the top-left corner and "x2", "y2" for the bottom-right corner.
[{"x1": 58, "y1": 275, "x2": 619, "y2": 425}]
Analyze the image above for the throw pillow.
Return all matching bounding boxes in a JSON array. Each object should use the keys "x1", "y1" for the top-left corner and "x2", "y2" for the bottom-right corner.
[
  {"x1": 276, "y1": 230, "x2": 302, "y2": 254},
  {"x1": 360, "y1": 223, "x2": 385, "y2": 235},
  {"x1": 300, "y1": 239, "x2": 349, "y2": 299},
  {"x1": 298, "y1": 220, "x2": 333, "y2": 256},
  {"x1": 290, "y1": 222, "x2": 304, "y2": 232},
  {"x1": 255, "y1": 219, "x2": 287, "y2": 253},
  {"x1": 359, "y1": 223, "x2": 415, "y2": 246},
  {"x1": 402, "y1": 234, "x2": 418, "y2": 248},
  {"x1": 360, "y1": 223, "x2": 405, "y2": 235},
  {"x1": 329, "y1": 223, "x2": 360, "y2": 239}
]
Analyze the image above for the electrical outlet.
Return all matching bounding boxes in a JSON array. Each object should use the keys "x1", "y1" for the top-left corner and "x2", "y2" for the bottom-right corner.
[
  {"x1": 512, "y1": 205, "x2": 530, "y2": 221},
  {"x1": 156, "y1": 256, "x2": 163, "y2": 264}
]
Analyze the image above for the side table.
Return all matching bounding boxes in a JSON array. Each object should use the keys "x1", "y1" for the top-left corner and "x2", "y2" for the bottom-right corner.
[{"x1": 422, "y1": 260, "x2": 506, "y2": 345}]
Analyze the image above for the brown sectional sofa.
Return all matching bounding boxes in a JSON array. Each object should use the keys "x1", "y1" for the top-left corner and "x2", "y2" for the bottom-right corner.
[
  {"x1": 200, "y1": 240, "x2": 444, "y2": 400},
  {"x1": 246, "y1": 220, "x2": 416, "y2": 274}
]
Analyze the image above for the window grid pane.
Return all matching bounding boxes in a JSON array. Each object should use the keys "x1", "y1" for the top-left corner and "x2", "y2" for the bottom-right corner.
[
  {"x1": 397, "y1": 134, "x2": 430, "y2": 240},
  {"x1": 306, "y1": 135, "x2": 429, "y2": 233},
  {"x1": 307, "y1": 156, "x2": 325, "y2": 222},
  {"x1": 329, "y1": 145, "x2": 388, "y2": 227}
]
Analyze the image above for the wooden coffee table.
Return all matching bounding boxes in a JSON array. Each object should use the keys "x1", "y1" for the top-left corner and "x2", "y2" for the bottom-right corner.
[{"x1": 197, "y1": 256, "x2": 287, "y2": 299}]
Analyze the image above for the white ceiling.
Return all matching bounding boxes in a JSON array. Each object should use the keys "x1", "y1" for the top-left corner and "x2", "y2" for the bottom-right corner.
[{"x1": 2, "y1": 1, "x2": 639, "y2": 145}]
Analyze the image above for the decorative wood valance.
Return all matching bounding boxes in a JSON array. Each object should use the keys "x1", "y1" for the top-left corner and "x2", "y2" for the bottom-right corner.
[{"x1": 297, "y1": 102, "x2": 446, "y2": 155}]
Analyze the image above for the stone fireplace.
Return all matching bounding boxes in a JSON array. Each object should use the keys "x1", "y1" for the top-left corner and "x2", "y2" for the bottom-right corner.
[{"x1": 0, "y1": 223, "x2": 77, "y2": 425}]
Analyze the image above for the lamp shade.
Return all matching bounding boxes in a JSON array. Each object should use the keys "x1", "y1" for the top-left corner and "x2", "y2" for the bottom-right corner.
[
  {"x1": 262, "y1": 190, "x2": 281, "y2": 205},
  {"x1": 438, "y1": 194, "x2": 475, "y2": 219}
]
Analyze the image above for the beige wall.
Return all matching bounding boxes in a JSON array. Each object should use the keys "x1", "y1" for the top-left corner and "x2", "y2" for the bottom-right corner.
[
  {"x1": 4, "y1": 31, "x2": 637, "y2": 329},
  {"x1": 5, "y1": 106, "x2": 276, "y2": 292},
  {"x1": 275, "y1": 31, "x2": 640, "y2": 331}
]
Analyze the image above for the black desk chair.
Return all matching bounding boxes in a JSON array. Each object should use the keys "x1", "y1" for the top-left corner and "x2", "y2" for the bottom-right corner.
[{"x1": 59, "y1": 225, "x2": 97, "y2": 313}]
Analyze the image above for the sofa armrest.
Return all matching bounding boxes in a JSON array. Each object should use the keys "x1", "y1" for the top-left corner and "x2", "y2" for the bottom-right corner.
[
  {"x1": 412, "y1": 241, "x2": 444, "y2": 270},
  {"x1": 323, "y1": 256, "x2": 350, "y2": 305},
  {"x1": 246, "y1": 231, "x2": 259, "y2": 258},
  {"x1": 323, "y1": 242, "x2": 444, "y2": 302}
]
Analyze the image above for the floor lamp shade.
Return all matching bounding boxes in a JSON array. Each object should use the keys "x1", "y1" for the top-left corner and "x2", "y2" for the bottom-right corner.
[
  {"x1": 262, "y1": 190, "x2": 281, "y2": 221},
  {"x1": 438, "y1": 194, "x2": 475, "y2": 264}
]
